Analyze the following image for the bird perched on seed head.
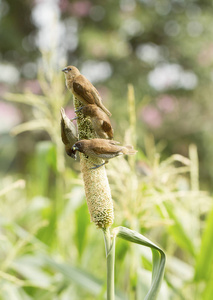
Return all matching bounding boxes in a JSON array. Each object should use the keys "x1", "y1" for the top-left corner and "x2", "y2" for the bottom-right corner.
[
  {"x1": 72, "y1": 138, "x2": 137, "y2": 169},
  {"x1": 60, "y1": 107, "x2": 78, "y2": 159},
  {"x1": 62, "y1": 66, "x2": 112, "y2": 117},
  {"x1": 74, "y1": 104, "x2": 113, "y2": 139}
]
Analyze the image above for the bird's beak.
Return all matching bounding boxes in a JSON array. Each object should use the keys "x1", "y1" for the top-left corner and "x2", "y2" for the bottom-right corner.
[
  {"x1": 72, "y1": 145, "x2": 78, "y2": 151},
  {"x1": 71, "y1": 145, "x2": 78, "y2": 160},
  {"x1": 62, "y1": 67, "x2": 68, "y2": 73}
]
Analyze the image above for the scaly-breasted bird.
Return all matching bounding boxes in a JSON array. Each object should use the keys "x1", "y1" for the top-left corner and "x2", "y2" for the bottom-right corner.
[
  {"x1": 74, "y1": 104, "x2": 113, "y2": 139},
  {"x1": 60, "y1": 107, "x2": 78, "y2": 159},
  {"x1": 72, "y1": 138, "x2": 137, "y2": 169},
  {"x1": 62, "y1": 66, "x2": 112, "y2": 117}
]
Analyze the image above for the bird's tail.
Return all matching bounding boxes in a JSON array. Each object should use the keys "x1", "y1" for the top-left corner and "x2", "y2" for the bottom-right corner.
[
  {"x1": 100, "y1": 104, "x2": 112, "y2": 117},
  {"x1": 122, "y1": 145, "x2": 137, "y2": 155}
]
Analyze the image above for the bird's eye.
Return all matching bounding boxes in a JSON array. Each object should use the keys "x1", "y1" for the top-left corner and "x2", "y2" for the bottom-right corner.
[{"x1": 68, "y1": 68, "x2": 72, "y2": 71}]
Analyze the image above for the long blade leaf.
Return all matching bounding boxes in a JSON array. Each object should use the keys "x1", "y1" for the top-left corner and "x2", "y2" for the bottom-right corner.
[
  {"x1": 114, "y1": 226, "x2": 166, "y2": 300},
  {"x1": 194, "y1": 207, "x2": 213, "y2": 281}
]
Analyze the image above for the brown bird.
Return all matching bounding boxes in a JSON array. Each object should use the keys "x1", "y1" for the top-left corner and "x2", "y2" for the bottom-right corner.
[
  {"x1": 73, "y1": 104, "x2": 113, "y2": 139},
  {"x1": 72, "y1": 138, "x2": 137, "y2": 169},
  {"x1": 62, "y1": 66, "x2": 112, "y2": 117},
  {"x1": 60, "y1": 107, "x2": 78, "y2": 159}
]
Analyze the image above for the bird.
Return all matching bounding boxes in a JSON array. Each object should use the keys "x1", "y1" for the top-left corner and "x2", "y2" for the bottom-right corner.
[
  {"x1": 60, "y1": 107, "x2": 78, "y2": 159},
  {"x1": 71, "y1": 138, "x2": 137, "y2": 169},
  {"x1": 73, "y1": 104, "x2": 114, "y2": 139},
  {"x1": 62, "y1": 66, "x2": 112, "y2": 117}
]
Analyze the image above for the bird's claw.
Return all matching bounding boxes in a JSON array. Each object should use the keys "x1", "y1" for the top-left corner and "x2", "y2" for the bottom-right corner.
[
  {"x1": 89, "y1": 162, "x2": 107, "y2": 170},
  {"x1": 75, "y1": 106, "x2": 86, "y2": 113},
  {"x1": 89, "y1": 164, "x2": 103, "y2": 170},
  {"x1": 71, "y1": 116, "x2": 78, "y2": 121}
]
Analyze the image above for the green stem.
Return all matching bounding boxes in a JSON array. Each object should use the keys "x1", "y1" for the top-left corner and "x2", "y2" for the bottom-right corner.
[{"x1": 103, "y1": 228, "x2": 115, "y2": 300}]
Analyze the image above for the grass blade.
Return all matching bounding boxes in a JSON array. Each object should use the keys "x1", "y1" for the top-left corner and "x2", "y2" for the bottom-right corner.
[{"x1": 194, "y1": 207, "x2": 213, "y2": 281}]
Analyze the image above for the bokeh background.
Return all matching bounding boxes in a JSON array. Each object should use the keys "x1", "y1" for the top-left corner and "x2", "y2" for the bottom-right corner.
[{"x1": 1, "y1": 0, "x2": 213, "y2": 299}]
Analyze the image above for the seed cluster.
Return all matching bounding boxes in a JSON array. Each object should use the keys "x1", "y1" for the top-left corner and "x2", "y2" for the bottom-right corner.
[{"x1": 74, "y1": 97, "x2": 114, "y2": 228}]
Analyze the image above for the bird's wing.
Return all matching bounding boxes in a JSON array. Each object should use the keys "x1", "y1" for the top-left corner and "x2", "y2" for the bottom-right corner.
[
  {"x1": 90, "y1": 87, "x2": 102, "y2": 102},
  {"x1": 73, "y1": 76, "x2": 112, "y2": 116},
  {"x1": 108, "y1": 140, "x2": 120, "y2": 145},
  {"x1": 102, "y1": 120, "x2": 112, "y2": 132},
  {"x1": 61, "y1": 120, "x2": 69, "y2": 145},
  {"x1": 92, "y1": 144, "x2": 122, "y2": 155},
  {"x1": 73, "y1": 76, "x2": 95, "y2": 104}
]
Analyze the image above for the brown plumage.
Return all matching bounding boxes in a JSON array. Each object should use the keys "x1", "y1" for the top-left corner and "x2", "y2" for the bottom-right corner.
[
  {"x1": 60, "y1": 107, "x2": 78, "y2": 159},
  {"x1": 75, "y1": 104, "x2": 113, "y2": 139},
  {"x1": 72, "y1": 139, "x2": 137, "y2": 169},
  {"x1": 62, "y1": 66, "x2": 112, "y2": 117}
]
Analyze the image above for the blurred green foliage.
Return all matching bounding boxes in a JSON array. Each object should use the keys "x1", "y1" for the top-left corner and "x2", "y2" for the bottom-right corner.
[
  {"x1": 0, "y1": 65, "x2": 212, "y2": 299},
  {"x1": 1, "y1": 0, "x2": 213, "y2": 299},
  {"x1": 1, "y1": 0, "x2": 213, "y2": 186}
]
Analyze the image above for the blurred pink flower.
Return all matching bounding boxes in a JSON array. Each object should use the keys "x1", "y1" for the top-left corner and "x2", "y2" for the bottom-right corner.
[
  {"x1": 65, "y1": 106, "x2": 77, "y2": 126},
  {"x1": 0, "y1": 83, "x2": 9, "y2": 96},
  {"x1": 156, "y1": 95, "x2": 176, "y2": 113},
  {"x1": 59, "y1": 0, "x2": 69, "y2": 12},
  {"x1": 198, "y1": 43, "x2": 213, "y2": 66},
  {"x1": 64, "y1": 106, "x2": 75, "y2": 118},
  {"x1": 0, "y1": 101, "x2": 22, "y2": 132},
  {"x1": 23, "y1": 80, "x2": 41, "y2": 94},
  {"x1": 140, "y1": 105, "x2": 162, "y2": 128},
  {"x1": 70, "y1": 1, "x2": 91, "y2": 17}
]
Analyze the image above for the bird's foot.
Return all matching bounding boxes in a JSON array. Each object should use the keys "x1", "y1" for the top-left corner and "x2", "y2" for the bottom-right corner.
[
  {"x1": 89, "y1": 161, "x2": 108, "y2": 170},
  {"x1": 70, "y1": 116, "x2": 78, "y2": 121},
  {"x1": 75, "y1": 106, "x2": 86, "y2": 113}
]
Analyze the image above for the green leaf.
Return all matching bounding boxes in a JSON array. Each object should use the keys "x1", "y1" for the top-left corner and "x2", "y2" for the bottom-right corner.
[
  {"x1": 163, "y1": 202, "x2": 195, "y2": 257},
  {"x1": 30, "y1": 141, "x2": 57, "y2": 196},
  {"x1": 114, "y1": 226, "x2": 166, "y2": 300},
  {"x1": 194, "y1": 207, "x2": 213, "y2": 281},
  {"x1": 36, "y1": 141, "x2": 57, "y2": 173},
  {"x1": 42, "y1": 255, "x2": 125, "y2": 300},
  {"x1": 0, "y1": 283, "x2": 33, "y2": 300},
  {"x1": 13, "y1": 255, "x2": 52, "y2": 288},
  {"x1": 4, "y1": 93, "x2": 51, "y2": 117},
  {"x1": 11, "y1": 119, "x2": 51, "y2": 136},
  {"x1": 43, "y1": 255, "x2": 103, "y2": 295},
  {"x1": 202, "y1": 266, "x2": 213, "y2": 300},
  {"x1": 74, "y1": 202, "x2": 90, "y2": 259}
]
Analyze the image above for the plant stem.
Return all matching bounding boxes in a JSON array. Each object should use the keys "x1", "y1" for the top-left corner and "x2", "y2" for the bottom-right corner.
[{"x1": 103, "y1": 228, "x2": 115, "y2": 300}]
